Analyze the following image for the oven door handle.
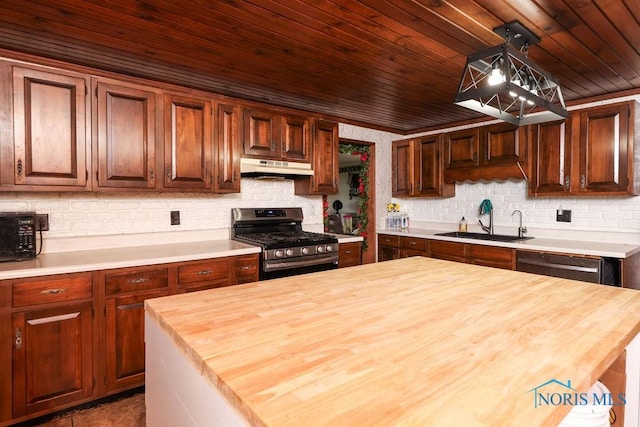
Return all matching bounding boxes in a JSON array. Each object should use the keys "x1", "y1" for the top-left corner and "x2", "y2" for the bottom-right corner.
[{"x1": 263, "y1": 255, "x2": 338, "y2": 272}]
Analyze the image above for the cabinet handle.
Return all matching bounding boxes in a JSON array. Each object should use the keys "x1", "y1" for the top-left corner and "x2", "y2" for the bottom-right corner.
[
  {"x1": 239, "y1": 265, "x2": 254, "y2": 271},
  {"x1": 127, "y1": 277, "x2": 150, "y2": 285},
  {"x1": 472, "y1": 153, "x2": 477, "y2": 162},
  {"x1": 580, "y1": 174, "x2": 586, "y2": 189},
  {"x1": 233, "y1": 171, "x2": 237, "y2": 182},
  {"x1": 271, "y1": 141, "x2": 277, "y2": 150},
  {"x1": 345, "y1": 250, "x2": 352, "y2": 254},
  {"x1": 410, "y1": 241, "x2": 417, "y2": 245},
  {"x1": 166, "y1": 167, "x2": 172, "y2": 180},
  {"x1": 16, "y1": 159, "x2": 23, "y2": 178},
  {"x1": 15, "y1": 328, "x2": 22, "y2": 350},
  {"x1": 197, "y1": 270, "x2": 214, "y2": 276},
  {"x1": 149, "y1": 168, "x2": 154, "y2": 180},
  {"x1": 564, "y1": 176, "x2": 570, "y2": 190},
  {"x1": 40, "y1": 288, "x2": 67, "y2": 295}
]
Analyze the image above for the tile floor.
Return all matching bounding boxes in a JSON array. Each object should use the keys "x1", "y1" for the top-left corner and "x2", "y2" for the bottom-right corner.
[{"x1": 29, "y1": 392, "x2": 145, "y2": 427}]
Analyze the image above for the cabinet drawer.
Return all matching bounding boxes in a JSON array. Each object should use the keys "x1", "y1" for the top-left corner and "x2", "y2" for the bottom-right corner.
[
  {"x1": 339, "y1": 242, "x2": 361, "y2": 268},
  {"x1": 400, "y1": 237, "x2": 427, "y2": 251},
  {"x1": 13, "y1": 274, "x2": 93, "y2": 307},
  {"x1": 105, "y1": 267, "x2": 168, "y2": 295},
  {"x1": 179, "y1": 259, "x2": 229, "y2": 284},
  {"x1": 378, "y1": 234, "x2": 400, "y2": 248},
  {"x1": 235, "y1": 255, "x2": 259, "y2": 284},
  {"x1": 469, "y1": 245, "x2": 514, "y2": 270}
]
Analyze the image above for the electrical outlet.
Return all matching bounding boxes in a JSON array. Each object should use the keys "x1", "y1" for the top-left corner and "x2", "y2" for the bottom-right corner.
[
  {"x1": 36, "y1": 213, "x2": 49, "y2": 231},
  {"x1": 170, "y1": 210, "x2": 180, "y2": 226},
  {"x1": 556, "y1": 209, "x2": 572, "y2": 223}
]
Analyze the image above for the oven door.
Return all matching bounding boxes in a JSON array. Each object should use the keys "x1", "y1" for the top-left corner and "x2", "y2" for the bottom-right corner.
[{"x1": 261, "y1": 253, "x2": 338, "y2": 280}]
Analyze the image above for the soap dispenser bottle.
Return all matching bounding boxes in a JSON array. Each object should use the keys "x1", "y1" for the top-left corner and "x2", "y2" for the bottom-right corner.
[{"x1": 458, "y1": 216, "x2": 467, "y2": 232}]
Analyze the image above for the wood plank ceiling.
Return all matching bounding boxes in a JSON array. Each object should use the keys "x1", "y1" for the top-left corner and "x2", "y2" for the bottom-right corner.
[{"x1": 0, "y1": 0, "x2": 638, "y2": 134}]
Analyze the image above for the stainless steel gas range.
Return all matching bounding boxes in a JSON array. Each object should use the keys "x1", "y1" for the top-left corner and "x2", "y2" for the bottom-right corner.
[{"x1": 231, "y1": 208, "x2": 338, "y2": 280}]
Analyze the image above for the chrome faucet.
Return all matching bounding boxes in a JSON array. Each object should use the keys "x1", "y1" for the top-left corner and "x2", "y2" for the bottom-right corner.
[
  {"x1": 478, "y1": 199, "x2": 493, "y2": 234},
  {"x1": 511, "y1": 209, "x2": 528, "y2": 238}
]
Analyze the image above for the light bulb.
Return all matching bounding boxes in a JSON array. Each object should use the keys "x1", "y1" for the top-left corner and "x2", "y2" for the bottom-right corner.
[
  {"x1": 488, "y1": 68, "x2": 504, "y2": 86},
  {"x1": 509, "y1": 79, "x2": 521, "y2": 97}
]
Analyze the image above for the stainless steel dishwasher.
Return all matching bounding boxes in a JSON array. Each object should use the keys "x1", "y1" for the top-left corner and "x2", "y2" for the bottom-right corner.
[{"x1": 516, "y1": 251, "x2": 620, "y2": 286}]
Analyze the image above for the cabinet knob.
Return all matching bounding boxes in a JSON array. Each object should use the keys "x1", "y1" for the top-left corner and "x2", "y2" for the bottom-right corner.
[
  {"x1": 149, "y1": 168, "x2": 154, "y2": 181},
  {"x1": 16, "y1": 159, "x2": 23, "y2": 178},
  {"x1": 166, "y1": 167, "x2": 171, "y2": 180},
  {"x1": 564, "y1": 176, "x2": 570, "y2": 190},
  {"x1": 15, "y1": 328, "x2": 22, "y2": 350},
  {"x1": 580, "y1": 174, "x2": 586, "y2": 189}
]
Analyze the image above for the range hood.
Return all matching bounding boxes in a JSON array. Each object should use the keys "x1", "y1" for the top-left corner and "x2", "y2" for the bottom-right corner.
[{"x1": 240, "y1": 158, "x2": 314, "y2": 178}]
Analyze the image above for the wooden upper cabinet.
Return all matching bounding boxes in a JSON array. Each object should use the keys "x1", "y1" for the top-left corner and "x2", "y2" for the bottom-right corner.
[
  {"x1": 444, "y1": 123, "x2": 528, "y2": 183},
  {"x1": 295, "y1": 120, "x2": 338, "y2": 195},
  {"x1": 444, "y1": 128, "x2": 480, "y2": 170},
  {"x1": 243, "y1": 108, "x2": 279, "y2": 158},
  {"x1": 11, "y1": 65, "x2": 90, "y2": 189},
  {"x1": 163, "y1": 93, "x2": 213, "y2": 190},
  {"x1": 577, "y1": 102, "x2": 635, "y2": 195},
  {"x1": 281, "y1": 114, "x2": 310, "y2": 161},
  {"x1": 529, "y1": 120, "x2": 571, "y2": 196},
  {"x1": 214, "y1": 102, "x2": 241, "y2": 193},
  {"x1": 242, "y1": 107, "x2": 310, "y2": 161},
  {"x1": 392, "y1": 139, "x2": 413, "y2": 196},
  {"x1": 482, "y1": 123, "x2": 526, "y2": 166},
  {"x1": 94, "y1": 78, "x2": 157, "y2": 190},
  {"x1": 529, "y1": 101, "x2": 638, "y2": 196},
  {"x1": 392, "y1": 136, "x2": 454, "y2": 198}
]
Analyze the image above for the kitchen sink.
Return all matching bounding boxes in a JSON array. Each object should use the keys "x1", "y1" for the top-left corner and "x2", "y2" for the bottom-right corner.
[{"x1": 435, "y1": 231, "x2": 533, "y2": 242}]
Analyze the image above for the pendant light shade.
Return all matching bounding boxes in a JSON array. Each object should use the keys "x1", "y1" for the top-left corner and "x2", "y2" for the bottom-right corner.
[{"x1": 454, "y1": 21, "x2": 567, "y2": 126}]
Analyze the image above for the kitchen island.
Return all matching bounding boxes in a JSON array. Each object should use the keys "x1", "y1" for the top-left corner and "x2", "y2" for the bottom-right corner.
[{"x1": 145, "y1": 257, "x2": 640, "y2": 426}]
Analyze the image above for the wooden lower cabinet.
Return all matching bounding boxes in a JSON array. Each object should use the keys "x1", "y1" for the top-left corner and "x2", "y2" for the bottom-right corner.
[
  {"x1": 378, "y1": 234, "x2": 401, "y2": 261},
  {"x1": 104, "y1": 265, "x2": 170, "y2": 393},
  {"x1": 339, "y1": 242, "x2": 362, "y2": 268},
  {"x1": 9, "y1": 273, "x2": 96, "y2": 420},
  {"x1": 0, "y1": 253, "x2": 258, "y2": 426},
  {"x1": 378, "y1": 234, "x2": 514, "y2": 270}
]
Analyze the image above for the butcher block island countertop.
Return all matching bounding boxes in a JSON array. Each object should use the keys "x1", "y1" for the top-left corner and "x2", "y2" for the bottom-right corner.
[{"x1": 144, "y1": 257, "x2": 640, "y2": 426}]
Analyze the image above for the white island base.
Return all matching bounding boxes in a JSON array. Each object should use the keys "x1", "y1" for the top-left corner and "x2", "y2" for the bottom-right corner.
[{"x1": 145, "y1": 315, "x2": 250, "y2": 427}]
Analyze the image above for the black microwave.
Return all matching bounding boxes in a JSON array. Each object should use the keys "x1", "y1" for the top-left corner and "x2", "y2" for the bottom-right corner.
[{"x1": 0, "y1": 212, "x2": 37, "y2": 262}]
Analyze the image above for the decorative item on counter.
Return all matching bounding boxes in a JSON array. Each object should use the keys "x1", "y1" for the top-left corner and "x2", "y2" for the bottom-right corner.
[
  {"x1": 385, "y1": 202, "x2": 409, "y2": 229},
  {"x1": 458, "y1": 216, "x2": 467, "y2": 232}
]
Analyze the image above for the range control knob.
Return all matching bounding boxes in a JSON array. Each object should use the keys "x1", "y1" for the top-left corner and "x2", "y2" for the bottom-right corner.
[
  {"x1": 286, "y1": 248, "x2": 295, "y2": 257},
  {"x1": 274, "y1": 250, "x2": 284, "y2": 258},
  {"x1": 301, "y1": 247, "x2": 310, "y2": 255},
  {"x1": 326, "y1": 245, "x2": 333, "y2": 252},
  {"x1": 317, "y1": 245, "x2": 325, "y2": 253}
]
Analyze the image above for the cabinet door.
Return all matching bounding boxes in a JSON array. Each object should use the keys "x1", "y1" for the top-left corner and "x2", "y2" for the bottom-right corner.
[
  {"x1": 214, "y1": 102, "x2": 241, "y2": 193},
  {"x1": 482, "y1": 123, "x2": 526, "y2": 166},
  {"x1": 529, "y1": 120, "x2": 570, "y2": 196},
  {"x1": 163, "y1": 94, "x2": 213, "y2": 189},
  {"x1": 468, "y1": 245, "x2": 514, "y2": 270},
  {"x1": 392, "y1": 139, "x2": 414, "y2": 196},
  {"x1": 310, "y1": 120, "x2": 339, "y2": 194},
  {"x1": 95, "y1": 79, "x2": 157, "y2": 189},
  {"x1": 416, "y1": 136, "x2": 454, "y2": 197},
  {"x1": 444, "y1": 128, "x2": 480, "y2": 169},
  {"x1": 577, "y1": 103, "x2": 632, "y2": 194},
  {"x1": 105, "y1": 290, "x2": 168, "y2": 393},
  {"x1": 12, "y1": 302, "x2": 94, "y2": 417},
  {"x1": 243, "y1": 108, "x2": 279, "y2": 158},
  {"x1": 12, "y1": 66, "x2": 89, "y2": 188},
  {"x1": 281, "y1": 115, "x2": 310, "y2": 161}
]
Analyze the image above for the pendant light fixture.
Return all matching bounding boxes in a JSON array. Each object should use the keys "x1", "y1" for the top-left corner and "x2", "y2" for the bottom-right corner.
[{"x1": 454, "y1": 20, "x2": 567, "y2": 126}]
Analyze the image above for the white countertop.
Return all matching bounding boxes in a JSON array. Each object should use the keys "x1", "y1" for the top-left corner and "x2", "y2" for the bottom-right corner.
[
  {"x1": 0, "y1": 240, "x2": 260, "y2": 280},
  {"x1": 0, "y1": 233, "x2": 361, "y2": 281},
  {"x1": 378, "y1": 227, "x2": 640, "y2": 258}
]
